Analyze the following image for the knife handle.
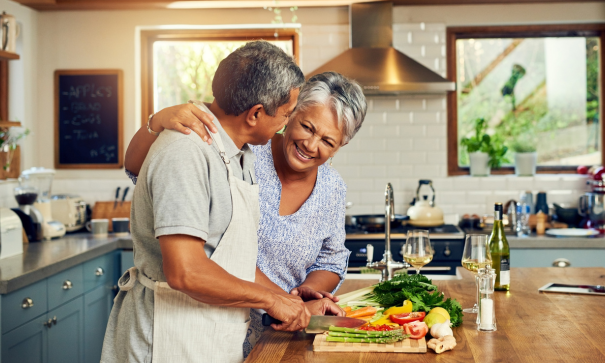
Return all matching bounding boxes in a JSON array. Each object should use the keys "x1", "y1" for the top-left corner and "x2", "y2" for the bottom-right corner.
[{"x1": 261, "y1": 313, "x2": 281, "y2": 326}]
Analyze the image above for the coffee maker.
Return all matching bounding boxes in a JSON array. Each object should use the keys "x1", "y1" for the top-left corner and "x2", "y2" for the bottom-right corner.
[
  {"x1": 12, "y1": 183, "x2": 44, "y2": 241},
  {"x1": 19, "y1": 168, "x2": 66, "y2": 240}
]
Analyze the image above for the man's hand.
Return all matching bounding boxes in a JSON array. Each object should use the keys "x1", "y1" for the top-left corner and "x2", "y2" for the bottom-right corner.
[
  {"x1": 290, "y1": 286, "x2": 340, "y2": 302},
  {"x1": 265, "y1": 293, "x2": 311, "y2": 332},
  {"x1": 304, "y1": 298, "x2": 346, "y2": 317}
]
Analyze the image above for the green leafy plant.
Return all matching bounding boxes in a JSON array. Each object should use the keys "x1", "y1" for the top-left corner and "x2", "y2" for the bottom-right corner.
[
  {"x1": 0, "y1": 127, "x2": 30, "y2": 171},
  {"x1": 460, "y1": 118, "x2": 509, "y2": 169}
]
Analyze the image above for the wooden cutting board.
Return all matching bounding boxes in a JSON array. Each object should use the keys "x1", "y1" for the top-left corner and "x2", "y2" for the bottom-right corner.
[{"x1": 313, "y1": 334, "x2": 427, "y2": 353}]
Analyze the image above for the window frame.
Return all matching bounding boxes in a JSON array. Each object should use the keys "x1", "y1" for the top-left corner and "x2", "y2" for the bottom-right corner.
[
  {"x1": 140, "y1": 28, "x2": 299, "y2": 127},
  {"x1": 446, "y1": 24, "x2": 605, "y2": 176}
]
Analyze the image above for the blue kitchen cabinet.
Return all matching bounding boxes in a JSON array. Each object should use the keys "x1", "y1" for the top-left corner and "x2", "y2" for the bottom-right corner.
[
  {"x1": 511, "y1": 249, "x2": 605, "y2": 268},
  {"x1": 48, "y1": 297, "x2": 84, "y2": 363},
  {"x1": 0, "y1": 250, "x2": 122, "y2": 363},
  {"x1": 1, "y1": 314, "x2": 48, "y2": 363},
  {"x1": 84, "y1": 285, "x2": 113, "y2": 363},
  {"x1": 121, "y1": 250, "x2": 134, "y2": 275}
]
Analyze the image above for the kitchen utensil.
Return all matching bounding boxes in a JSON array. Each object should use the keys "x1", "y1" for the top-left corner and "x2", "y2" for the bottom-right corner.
[
  {"x1": 19, "y1": 168, "x2": 66, "y2": 240},
  {"x1": 0, "y1": 208, "x2": 23, "y2": 259},
  {"x1": 121, "y1": 187, "x2": 129, "y2": 207},
  {"x1": 545, "y1": 228, "x2": 600, "y2": 237},
  {"x1": 538, "y1": 283, "x2": 605, "y2": 295},
  {"x1": 51, "y1": 194, "x2": 87, "y2": 232},
  {"x1": 91, "y1": 201, "x2": 131, "y2": 232},
  {"x1": 313, "y1": 334, "x2": 427, "y2": 353},
  {"x1": 353, "y1": 214, "x2": 409, "y2": 230},
  {"x1": 261, "y1": 314, "x2": 366, "y2": 333},
  {"x1": 113, "y1": 187, "x2": 121, "y2": 209},
  {"x1": 407, "y1": 180, "x2": 444, "y2": 227},
  {"x1": 535, "y1": 192, "x2": 548, "y2": 215},
  {"x1": 112, "y1": 218, "x2": 130, "y2": 236},
  {"x1": 552, "y1": 203, "x2": 581, "y2": 227},
  {"x1": 86, "y1": 218, "x2": 109, "y2": 237},
  {"x1": 0, "y1": 12, "x2": 20, "y2": 53},
  {"x1": 579, "y1": 192, "x2": 605, "y2": 231}
]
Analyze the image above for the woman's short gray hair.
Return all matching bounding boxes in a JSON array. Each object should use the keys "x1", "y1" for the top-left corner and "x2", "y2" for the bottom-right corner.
[{"x1": 293, "y1": 72, "x2": 367, "y2": 144}]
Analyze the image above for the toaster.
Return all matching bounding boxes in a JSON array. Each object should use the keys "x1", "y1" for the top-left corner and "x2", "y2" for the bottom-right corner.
[{"x1": 51, "y1": 194, "x2": 87, "y2": 232}]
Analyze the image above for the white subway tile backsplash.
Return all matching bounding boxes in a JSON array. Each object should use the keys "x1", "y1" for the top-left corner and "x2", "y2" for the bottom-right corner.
[
  {"x1": 393, "y1": 44, "x2": 423, "y2": 58},
  {"x1": 410, "y1": 31, "x2": 440, "y2": 45},
  {"x1": 400, "y1": 151, "x2": 427, "y2": 165},
  {"x1": 411, "y1": 112, "x2": 440, "y2": 124},
  {"x1": 431, "y1": 178, "x2": 454, "y2": 191},
  {"x1": 344, "y1": 152, "x2": 373, "y2": 165},
  {"x1": 359, "y1": 139, "x2": 387, "y2": 151},
  {"x1": 426, "y1": 125, "x2": 446, "y2": 137},
  {"x1": 479, "y1": 177, "x2": 507, "y2": 191},
  {"x1": 373, "y1": 125, "x2": 400, "y2": 138},
  {"x1": 386, "y1": 112, "x2": 413, "y2": 124},
  {"x1": 439, "y1": 191, "x2": 467, "y2": 204},
  {"x1": 400, "y1": 99, "x2": 425, "y2": 111},
  {"x1": 399, "y1": 125, "x2": 426, "y2": 137},
  {"x1": 507, "y1": 176, "x2": 535, "y2": 191},
  {"x1": 393, "y1": 23, "x2": 423, "y2": 32},
  {"x1": 388, "y1": 165, "x2": 415, "y2": 178},
  {"x1": 425, "y1": 98, "x2": 445, "y2": 111},
  {"x1": 362, "y1": 191, "x2": 386, "y2": 204},
  {"x1": 364, "y1": 112, "x2": 387, "y2": 125},
  {"x1": 346, "y1": 178, "x2": 374, "y2": 192},
  {"x1": 466, "y1": 191, "x2": 493, "y2": 204},
  {"x1": 373, "y1": 98, "x2": 399, "y2": 111},
  {"x1": 360, "y1": 165, "x2": 387, "y2": 178},
  {"x1": 373, "y1": 151, "x2": 401, "y2": 164},
  {"x1": 453, "y1": 177, "x2": 481, "y2": 191},
  {"x1": 412, "y1": 138, "x2": 441, "y2": 151},
  {"x1": 386, "y1": 138, "x2": 413, "y2": 151},
  {"x1": 413, "y1": 165, "x2": 442, "y2": 177},
  {"x1": 336, "y1": 165, "x2": 361, "y2": 179},
  {"x1": 427, "y1": 152, "x2": 446, "y2": 164}
]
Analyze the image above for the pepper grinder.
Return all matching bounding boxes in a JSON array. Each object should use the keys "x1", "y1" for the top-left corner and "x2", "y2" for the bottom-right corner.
[{"x1": 477, "y1": 267, "x2": 497, "y2": 332}]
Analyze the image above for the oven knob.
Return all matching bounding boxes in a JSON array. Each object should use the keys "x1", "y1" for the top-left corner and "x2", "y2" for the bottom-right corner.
[{"x1": 443, "y1": 246, "x2": 451, "y2": 257}]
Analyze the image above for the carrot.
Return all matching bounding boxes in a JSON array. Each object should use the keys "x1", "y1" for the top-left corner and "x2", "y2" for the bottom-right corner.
[
  {"x1": 346, "y1": 306, "x2": 378, "y2": 318},
  {"x1": 343, "y1": 306, "x2": 352, "y2": 314}
]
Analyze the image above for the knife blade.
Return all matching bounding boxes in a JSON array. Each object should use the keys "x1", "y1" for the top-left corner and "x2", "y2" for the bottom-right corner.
[
  {"x1": 261, "y1": 313, "x2": 366, "y2": 333},
  {"x1": 113, "y1": 187, "x2": 121, "y2": 209}
]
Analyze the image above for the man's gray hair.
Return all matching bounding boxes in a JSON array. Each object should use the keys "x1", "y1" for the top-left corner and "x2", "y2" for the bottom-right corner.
[
  {"x1": 293, "y1": 72, "x2": 367, "y2": 144},
  {"x1": 212, "y1": 41, "x2": 305, "y2": 116}
]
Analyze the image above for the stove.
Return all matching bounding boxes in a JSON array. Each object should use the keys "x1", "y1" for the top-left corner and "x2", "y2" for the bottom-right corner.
[{"x1": 345, "y1": 224, "x2": 465, "y2": 275}]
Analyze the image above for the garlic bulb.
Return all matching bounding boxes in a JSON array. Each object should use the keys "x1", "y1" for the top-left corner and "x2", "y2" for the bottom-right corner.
[{"x1": 430, "y1": 320, "x2": 453, "y2": 338}]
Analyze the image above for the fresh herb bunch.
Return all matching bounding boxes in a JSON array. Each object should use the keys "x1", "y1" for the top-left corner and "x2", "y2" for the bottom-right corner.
[
  {"x1": 363, "y1": 273, "x2": 464, "y2": 327},
  {"x1": 461, "y1": 118, "x2": 509, "y2": 169}
]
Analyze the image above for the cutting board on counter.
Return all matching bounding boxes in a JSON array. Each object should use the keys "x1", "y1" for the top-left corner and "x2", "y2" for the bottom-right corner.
[
  {"x1": 313, "y1": 334, "x2": 426, "y2": 353},
  {"x1": 91, "y1": 201, "x2": 131, "y2": 232}
]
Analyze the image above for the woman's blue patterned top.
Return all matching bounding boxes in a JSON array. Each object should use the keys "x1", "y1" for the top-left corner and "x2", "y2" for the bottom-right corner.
[{"x1": 126, "y1": 139, "x2": 350, "y2": 357}]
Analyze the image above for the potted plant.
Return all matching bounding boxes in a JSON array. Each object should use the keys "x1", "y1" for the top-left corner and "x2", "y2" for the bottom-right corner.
[
  {"x1": 510, "y1": 137, "x2": 537, "y2": 176},
  {"x1": 0, "y1": 126, "x2": 29, "y2": 179},
  {"x1": 461, "y1": 118, "x2": 508, "y2": 176}
]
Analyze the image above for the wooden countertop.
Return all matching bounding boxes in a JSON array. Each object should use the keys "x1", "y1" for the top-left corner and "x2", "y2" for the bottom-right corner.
[{"x1": 246, "y1": 267, "x2": 605, "y2": 362}]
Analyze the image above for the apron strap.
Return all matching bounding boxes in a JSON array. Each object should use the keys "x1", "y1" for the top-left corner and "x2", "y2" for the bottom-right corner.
[{"x1": 117, "y1": 266, "x2": 157, "y2": 292}]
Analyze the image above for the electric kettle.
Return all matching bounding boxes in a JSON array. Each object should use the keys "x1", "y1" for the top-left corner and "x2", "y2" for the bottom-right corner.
[{"x1": 407, "y1": 180, "x2": 444, "y2": 227}]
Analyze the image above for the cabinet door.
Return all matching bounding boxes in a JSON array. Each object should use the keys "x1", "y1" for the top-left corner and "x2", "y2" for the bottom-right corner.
[
  {"x1": 48, "y1": 297, "x2": 84, "y2": 363},
  {"x1": 84, "y1": 285, "x2": 113, "y2": 363},
  {"x1": 1, "y1": 314, "x2": 48, "y2": 363}
]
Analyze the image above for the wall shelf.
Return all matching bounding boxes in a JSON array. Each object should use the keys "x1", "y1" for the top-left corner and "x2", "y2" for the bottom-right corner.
[
  {"x1": 0, "y1": 50, "x2": 19, "y2": 61},
  {"x1": 0, "y1": 121, "x2": 22, "y2": 128}
]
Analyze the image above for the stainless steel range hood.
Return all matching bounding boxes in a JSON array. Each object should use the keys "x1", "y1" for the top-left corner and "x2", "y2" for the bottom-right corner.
[{"x1": 307, "y1": 2, "x2": 455, "y2": 95}]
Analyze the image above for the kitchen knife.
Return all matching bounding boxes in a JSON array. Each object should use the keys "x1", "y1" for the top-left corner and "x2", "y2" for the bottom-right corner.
[
  {"x1": 120, "y1": 186, "x2": 130, "y2": 207},
  {"x1": 113, "y1": 187, "x2": 121, "y2": 209},
  {"x1": 261, "y1": 313, "x2": 366, "y2": 333}
]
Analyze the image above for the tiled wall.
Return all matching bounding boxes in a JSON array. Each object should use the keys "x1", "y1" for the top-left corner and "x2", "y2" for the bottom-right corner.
[
  {"x1": 0, "y1": 21, "x2": 588, "y2": 217},
  {"x1": 304, "y1": 22, "x2": 588, "y2": 218}
]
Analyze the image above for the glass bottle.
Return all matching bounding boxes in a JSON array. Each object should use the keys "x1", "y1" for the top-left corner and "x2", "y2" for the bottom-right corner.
[{"x1": 489, "y1": 203, "x2": 510, "y2": 291}]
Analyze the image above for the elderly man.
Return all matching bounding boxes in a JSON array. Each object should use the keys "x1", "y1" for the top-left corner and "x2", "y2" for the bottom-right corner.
[{"x1": 101, "y1": 41, "x2": 312, "y2": 363}]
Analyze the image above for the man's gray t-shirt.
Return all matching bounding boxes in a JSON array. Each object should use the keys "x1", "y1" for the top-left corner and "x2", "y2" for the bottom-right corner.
[{"x1": 100, "y1": 117, "x2": 256, "y2": 363}]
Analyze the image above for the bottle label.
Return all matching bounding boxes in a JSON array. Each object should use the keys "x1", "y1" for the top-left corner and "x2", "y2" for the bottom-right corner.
[{"x1": 500, "y1": 258, "x2": 510, "y2": 286}]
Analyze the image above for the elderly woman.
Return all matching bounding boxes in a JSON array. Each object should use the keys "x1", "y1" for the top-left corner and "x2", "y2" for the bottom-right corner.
[{"x1": 125, "y1": 71, "x2": 366, "y2": 356}]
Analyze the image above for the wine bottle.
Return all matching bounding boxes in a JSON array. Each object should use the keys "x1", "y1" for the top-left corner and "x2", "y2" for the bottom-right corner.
[{"x1": 489, "y1": 203, "x2": 510, "y2": 291}]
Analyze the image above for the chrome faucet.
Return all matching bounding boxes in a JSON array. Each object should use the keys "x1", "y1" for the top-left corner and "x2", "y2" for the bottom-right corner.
[{"x1": 366, "y1": 183, "x2": 409, "y2": 282}]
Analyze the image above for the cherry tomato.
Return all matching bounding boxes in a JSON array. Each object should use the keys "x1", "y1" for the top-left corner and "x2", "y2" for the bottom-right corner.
[
  {"x1": 389, "y1": 311, "x2": 426, "y2": 325},
  {"x1": 403, "y1": 321, "x2": 428, "y2": 339},
  {"x1": 577, "y1": 165, "x2": 589, "y2": 175}
]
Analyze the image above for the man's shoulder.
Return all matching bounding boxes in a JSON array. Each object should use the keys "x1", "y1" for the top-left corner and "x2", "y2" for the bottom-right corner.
[{"x1": 148, "y1": 130, "x2": 219, "y2": 162}]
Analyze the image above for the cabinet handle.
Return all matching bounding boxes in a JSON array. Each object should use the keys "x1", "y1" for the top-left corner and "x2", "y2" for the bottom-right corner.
[
  {"x1": 62, "y1": 280, "x2": 73, "y2": 290},
  {"x1": 443, "y1": 247, "x2": 451, "y2": 257},
  {"x1": 52, "y1": 316, "x2": 57, "y2": 325},
  {"x1": 21, "y1": 297, "x2": 34, "y2": 309},
  {"x1": 43, "y1": 316, "x2": 58, "y2": 328},
  {"x1": 552, "y1": 258, "x2": 571, "y2": 268},
  {"x1": 95, "y1": 267, "x2": 105, "y2": 276}
]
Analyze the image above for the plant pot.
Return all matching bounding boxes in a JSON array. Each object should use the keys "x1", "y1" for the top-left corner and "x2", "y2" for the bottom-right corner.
[
  {"x1": 469, "y1": 152, "x2": 490, "y2": 176},
  {"x1": 0, "y1": 145, "x2": 20, "y2": 180},
  {"x1": 514, "y1": 152, "x2": 537, "y2": 176}
]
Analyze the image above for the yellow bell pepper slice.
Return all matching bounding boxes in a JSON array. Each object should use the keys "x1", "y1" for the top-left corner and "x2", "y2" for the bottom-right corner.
[{"x1": 382, "y1": 300, "x2": 413, "y2": 316}]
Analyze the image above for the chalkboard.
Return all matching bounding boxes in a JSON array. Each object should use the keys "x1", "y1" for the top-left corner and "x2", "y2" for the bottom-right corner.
[{"x1": 54, "y1": 69, "x2": 123, "y2": 169}]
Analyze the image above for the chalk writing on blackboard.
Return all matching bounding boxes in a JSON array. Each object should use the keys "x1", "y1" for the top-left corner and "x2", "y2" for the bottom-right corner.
[{"x1": 55, "y1": 70, "x2": 123, "y2": 169}]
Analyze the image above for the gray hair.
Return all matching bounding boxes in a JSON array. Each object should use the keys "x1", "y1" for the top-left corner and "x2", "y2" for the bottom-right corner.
[
  {"x1": 293, "y1": 72, "x2": 367, "y2": 144},
  {"x1": 212, "y1": 40, "x2": 305, "y2": 116}
]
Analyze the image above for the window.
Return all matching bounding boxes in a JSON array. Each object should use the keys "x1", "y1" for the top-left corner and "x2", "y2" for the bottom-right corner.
[
  {"x1": 446, "y1": 24, "x2": 605, "y2": 175},
  {"x1": 140, "y1": 28, "x2": 298, "y2": 125}
]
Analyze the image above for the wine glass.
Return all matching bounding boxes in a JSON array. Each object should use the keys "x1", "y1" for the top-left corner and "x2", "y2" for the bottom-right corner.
[
  {"x1": 403, "y1": 230, "x2": 433, "y2": 275},
  {"x1": 461, "y1": 234, "x2": 492, "y2": 314}
]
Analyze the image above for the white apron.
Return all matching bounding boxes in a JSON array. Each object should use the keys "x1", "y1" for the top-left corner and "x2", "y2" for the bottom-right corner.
[{"x1": 118, "y1": 127, "x2": 260, "y2": 363}]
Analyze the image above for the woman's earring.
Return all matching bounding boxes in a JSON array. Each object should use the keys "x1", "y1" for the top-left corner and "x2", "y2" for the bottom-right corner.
[{"x1": 329, "y1": 157, "x2": 333, "y2": 166}]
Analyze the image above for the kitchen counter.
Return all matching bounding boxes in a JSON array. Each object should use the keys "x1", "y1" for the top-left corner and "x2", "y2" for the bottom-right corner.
[
  {"x1": 0, "y1": 233, "x2": 133, "y2": 294},
  {"x1": 508, "y1": 234, "x2": 605, "y2": 248},
  {"x1": 246, "y1": 267, "x2": 605, "y2": 362}
]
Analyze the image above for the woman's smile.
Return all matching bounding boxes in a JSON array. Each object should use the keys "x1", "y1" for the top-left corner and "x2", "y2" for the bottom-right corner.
[{"x1": 294, "y1": 142, "x2": 314, "y2": 161}]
